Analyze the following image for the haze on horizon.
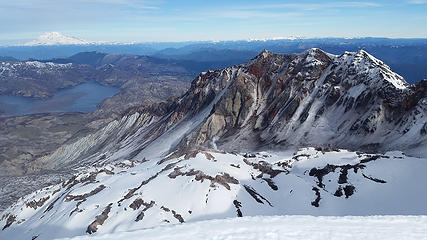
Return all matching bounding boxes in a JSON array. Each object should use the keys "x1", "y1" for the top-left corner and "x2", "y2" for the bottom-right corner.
[{"x1": 1, "y1": 0, "x2": 427, "y2": 45}]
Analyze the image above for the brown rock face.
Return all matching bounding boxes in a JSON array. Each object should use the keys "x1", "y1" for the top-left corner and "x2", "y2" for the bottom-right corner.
[
  {"x1": 86, "y1": 203, "x2": 112, "y2": 234},
  {"x1": 142, "y1": 48, "x2": 425, "y2": 156},
  {"x1": 19, "y1": 49, "x2": 424, "y2": 177}
]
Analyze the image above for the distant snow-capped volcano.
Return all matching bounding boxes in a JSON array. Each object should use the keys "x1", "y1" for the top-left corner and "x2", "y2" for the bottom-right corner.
[{"x1": 24, "y1": 32, "x2": 90, "y2": 46}]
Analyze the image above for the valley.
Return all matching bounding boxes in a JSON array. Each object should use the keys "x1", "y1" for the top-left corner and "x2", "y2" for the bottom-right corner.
[
  {"x1": 0, "y1": 52, "x2": 195, "y2": 178},
  {"x1": 0, "y1": 81, "x2": 119, "y2": 117}
]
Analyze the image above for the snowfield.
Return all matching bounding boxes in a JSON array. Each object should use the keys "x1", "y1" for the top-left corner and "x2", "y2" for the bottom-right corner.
[
  {"x1": 1, "y1": 148, "x2": 427, "y2": 240},
  {"x1": 59, "y1": 215, "x2": 427, "y2": 240}
]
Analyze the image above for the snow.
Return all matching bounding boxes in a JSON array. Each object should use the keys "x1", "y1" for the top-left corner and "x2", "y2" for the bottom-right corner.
[
  {"x1": 135, "y1": 68, "x2": 237, "y2": 159},
  {"x1": 351, "y1": 50, "x2": 408, "y2": 89},
  {"x1": 303, "y1": 48, "x2": 327, "y2": 67},
  {"x1": 2, "y1": 148, "x2": 427, "y2": 240},
  {"x1": 247, "y1": 36, "x2": 305, "y2": 42},
  {"x1": 25, "y1": 61, "x2": 72, "y2": 68},
  {"x1": 25, "y1": 32, "x2": 90, "y2": 46},
  {"x1": 0, "y1": 61, "x2": 71, "y2": 77},
  {"x1": 58, "y1": 215, "x2": 427, "y2": 240},
  {"x1": 347, "y1": 84, "x2": 366, "y2": 98}
]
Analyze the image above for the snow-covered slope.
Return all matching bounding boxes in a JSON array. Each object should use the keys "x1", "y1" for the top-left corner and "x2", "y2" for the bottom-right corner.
[
  {"x1": 61, "y1": 215, "x2": 427, "y2": 240},
  {"x1": 25, "y1": 32, "x2": 90, "y2": 46},
  {"x1": 1, "y1": 148, "x2": 427, "y2": 239},
  {"x1": 1, "y1": 49, "x2": 426, "y2": 239},
  {"x1": 0, "y1": 61, "x2": 72, "y2": 76}
]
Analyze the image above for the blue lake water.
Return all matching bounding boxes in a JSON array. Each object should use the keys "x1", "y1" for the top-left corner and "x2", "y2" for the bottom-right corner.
[{"x1": 0, "y1": 82, "x2": 120, "y2": 117}]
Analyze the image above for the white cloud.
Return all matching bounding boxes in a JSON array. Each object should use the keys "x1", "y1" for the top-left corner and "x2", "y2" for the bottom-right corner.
[
  {"x1": 75, "y1": 0, "x2": 160, "y2": 9},
  {"x1": 234, "y1": 2, "x2": 381, "y2": 11},
  {"x1": 0, "y1": 0, "x2": 160, "y2": 11},
  {"x1": 409, "y1": 0, "x2": 427, "y2": 4}
]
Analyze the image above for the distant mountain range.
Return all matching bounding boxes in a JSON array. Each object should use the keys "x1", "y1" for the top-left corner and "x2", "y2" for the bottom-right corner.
[
  {"x1": 0, "y1": 52, "x2": 193, "y2": 99},
  {"x1": 1, "y1": 36, "x2": 426, "y2": 83}
]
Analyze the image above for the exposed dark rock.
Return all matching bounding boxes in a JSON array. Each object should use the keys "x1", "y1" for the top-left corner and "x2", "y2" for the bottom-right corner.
[
  {"x1": 338, "y1": 165, "x2": 351, "y2": 184},
  {"x1": 44, "y1": 192, "x2": 66, "y2": 213},
  {"x1": 134, "y1": 200, "x2": 155, "y2": 221},
  {"x1": 142, "y1": 201, "x2": 155, "y2": 211},
  {"x1": 334, "y1": 186, "x2": 344, "y2": 197},
  {"x1": 25, "y1": 196, "x2": 50, "y2": 210},
  {"x1": 135, "y1": 211, "x2": 145, "y2": 222},
  {"x1": 299, "y1": 105, "x2": 311, "y2": 123},
  {"x1": 421, "y1": 122, "x2": 427, "y2": 135},
  {"x1": 167, "y1": 167, "x2": 239, "y2": 190},
  {"x1": 309, "y1": 165, "x2": 337, "y2": 188},
  {"x1": 275, "y1": 160, "x2": 292, "y2": 170},
  {"x1": 171, "y1": 210, "x2": 184, "y2": 223},
  {"x1": 355, "y1": 92, "x2": 373, "y2": 110},
  {"x1": 2, "y1": 214, "x2": 16, "y2": 230},
  {"x1": 69, "y1": 200, "x2": 85, "y2": 216},
  {"x1": 362, "y1": 173, "x2": 387, "y2": 183},
  {"x1": 86, "y1": 203, "x2": 112, "y2": 234},
  {"x1": 233, "y1": 200, "x2": 243, "y2": 217},
  {"x1": 360, "y1": 155, "x2": 385, "y2": 163},
  {"x1": 161, "y1": 206, "x2": 170, "y2": 212},
  {"x1": 243, "y1": 185, "x2": 272, "y2": 206},
  {"x1": 343, "y1": 185, "x2": 356, "y2": 198},
  {"x1": 159, "y1": 206, "x2": 184, "y2": 223},
  {"x1": 292, "y1": 154, "x2": 310, "y2": 161},
  {"x1": 314, "y1": 147, "x2": 340, "y2": 153},
  {"x1": 310, "y1": 162, "x2": 367, "y2": 188},
  {"x1": 311, "y1": 187, "x2": 321, "y2": 207},
  {"x1": 129, "y1": 198, "x2": 144, "y2": 210},
  {"x1": 325, "y1": 87, "x2": 341, "y2": 106},
  {"x1": 243, "y1": 159, "x2": 286, "y2": 178},
  {"x1": 263, "y1": 178, "x2": 278, "y2": 191},
  {"x1": 118, "y1": 173, "x2": 159, "y2": 204},
  {"x1": 65, "y1": 185, "x2": 106, "y2": 202}
]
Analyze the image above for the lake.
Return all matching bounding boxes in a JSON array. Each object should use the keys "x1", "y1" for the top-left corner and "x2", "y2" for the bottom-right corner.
[{"x1": 0, "y1": 82, "x2": 120, "y2": 117}]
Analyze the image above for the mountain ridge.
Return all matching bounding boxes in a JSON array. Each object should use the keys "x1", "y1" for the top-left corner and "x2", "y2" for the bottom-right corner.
[
  {"x1": 23, "y1": 48, "x2": 427, "y2": 174},
  {"x1": 131, "y1": 48, "x2": 425, "y2": 159}
]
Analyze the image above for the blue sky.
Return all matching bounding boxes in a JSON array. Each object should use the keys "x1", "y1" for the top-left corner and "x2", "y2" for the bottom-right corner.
[{"x1": 1, "y1": 0, "x2": 427, "y2": 44}]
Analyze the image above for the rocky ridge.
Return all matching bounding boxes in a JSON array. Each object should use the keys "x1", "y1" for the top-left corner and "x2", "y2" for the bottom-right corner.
[
  {"x1": 21, "y1": 48, "x2": 426, "y2": 174},
  {"x1": 135, "y1": 48, "x2": 427, "y2": 159}
]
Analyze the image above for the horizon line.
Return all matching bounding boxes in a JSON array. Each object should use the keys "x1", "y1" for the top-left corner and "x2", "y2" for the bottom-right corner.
[{"x1": 2, "y1": 36, "x2": 427, "y2": 47}]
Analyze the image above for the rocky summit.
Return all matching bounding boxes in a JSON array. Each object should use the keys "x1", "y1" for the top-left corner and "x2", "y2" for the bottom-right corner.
[
  {"x1": 161, "y1": 48, "x2": 426, "y2": 156},
  {"x1": 13, "y1": 48, "x2": 426, "y2": 173}
]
